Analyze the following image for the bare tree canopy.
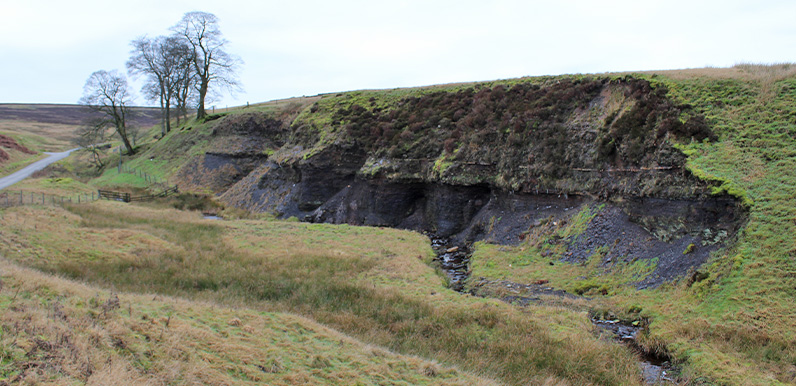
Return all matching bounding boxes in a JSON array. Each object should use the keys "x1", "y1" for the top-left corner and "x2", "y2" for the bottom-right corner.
[
  {"x1": 78, "y1": 70, "x2": 136, "y2": 155},
  {"x1": 127, "y1": 35, "x2": 194, "y2": 135},
  {"x1": 171, "y1": 11, "x2": 242, "y2": 120},
  {"x1": 72, "y1": 120, "x2": 108, "y2": 170}
]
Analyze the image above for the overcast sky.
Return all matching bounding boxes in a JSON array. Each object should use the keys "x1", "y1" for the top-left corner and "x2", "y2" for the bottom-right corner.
[{"x1": 1, "y1": 0, "x2": 795, "y2": 108}]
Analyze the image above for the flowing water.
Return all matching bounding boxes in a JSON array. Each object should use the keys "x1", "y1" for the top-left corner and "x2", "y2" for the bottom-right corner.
[
  {"x1": 429, "y1": 237, "x2": 679, "y2": 385},
  {"x1": 591, "y1": 319, "x2": 679, "y2": 384},
  {"x1": 430, "y1": 237, "x2": 471, "y2": 291}
]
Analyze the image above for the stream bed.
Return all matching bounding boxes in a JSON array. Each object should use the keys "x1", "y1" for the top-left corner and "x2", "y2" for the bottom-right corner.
[
  {"x1": 430, "y1": 237, "x2": 471, "y2": 291},
  {"x1": 592, "y1": 319, "x2": 680, "y2": 384},
  {"x1": 430, "y1": 238, "x2": 680, "y2": 385}
]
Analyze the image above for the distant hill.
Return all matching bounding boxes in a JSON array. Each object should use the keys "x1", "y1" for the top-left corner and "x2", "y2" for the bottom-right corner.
[
  {"x1": 0, "y1": 103, "x2": 162, "y2": 157},
  {"x1": 0, "y1": 103, "x2": 161, "y2": 127}
]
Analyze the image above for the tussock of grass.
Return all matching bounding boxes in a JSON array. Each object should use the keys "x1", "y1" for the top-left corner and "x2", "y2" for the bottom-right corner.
[
  {"x1": 0, "y1": 202, "x2": 643, "y2": 385},
  {"x1": 0, "y1": 259, "x2": 492, "y2": 385}
]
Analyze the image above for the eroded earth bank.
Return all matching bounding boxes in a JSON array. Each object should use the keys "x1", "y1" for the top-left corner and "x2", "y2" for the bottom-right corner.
[
  {"x1": 171, "y1": 76, "x2": 747, "y2": 383},
  {"x1": 177, "y1": 76, "x2": 744, "y2": 289}
]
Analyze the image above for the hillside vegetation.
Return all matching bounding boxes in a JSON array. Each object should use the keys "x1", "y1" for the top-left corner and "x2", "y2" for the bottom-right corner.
[
  {"x1": 0, "y1": 202, "x2": 639, "y2": 385},
  {"x1": 0, "y1": 249, "x2": 493, "y2": 386},
  {"x1": 2, "y1": 64, "x2": 796, "y2": 385}
]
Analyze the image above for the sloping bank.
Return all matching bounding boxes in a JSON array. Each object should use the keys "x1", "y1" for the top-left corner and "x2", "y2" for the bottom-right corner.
[
  {"x1": 147, "y1": 72, "x2": 790, "y2": 383},
  {"x1": 176, "y1": 76, "x2": 744, "y2": 289}
]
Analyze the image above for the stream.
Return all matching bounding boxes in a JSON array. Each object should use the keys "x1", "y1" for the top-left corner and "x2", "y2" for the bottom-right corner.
[
  {"x1": 430, "y1": 237, "x2": 471, "y2": 292},
  {"x1": 591, "y1": 319, "x2": 679, "y2": 384},
  {"x1": 430, "y1": 237, "x2": 679, "y2": 385}
]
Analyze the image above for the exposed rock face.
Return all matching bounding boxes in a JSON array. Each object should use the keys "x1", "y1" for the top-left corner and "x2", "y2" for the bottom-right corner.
[
  {"x1": 176, "y1": 113, "x2": 286, "y2": 193},
  {"x1": 178, "y1": 76, "x2": 744, "y2": 286}
]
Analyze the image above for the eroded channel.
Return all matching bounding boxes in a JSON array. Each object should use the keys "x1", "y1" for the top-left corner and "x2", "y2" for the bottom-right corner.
[
  {"x1": 431, "y1": 239, "x2": 681, "y2": 385},
  {"x1": 591, "y1": 318, "x2": 680, "y2": 384},
  {"x1": 430, "y1": 237, "x2": 471, "y2": 291}
]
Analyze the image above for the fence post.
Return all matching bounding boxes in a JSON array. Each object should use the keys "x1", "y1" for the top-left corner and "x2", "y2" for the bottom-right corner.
[{"x1": 42, "y1": 193, "x2": 45, "y2": 205}]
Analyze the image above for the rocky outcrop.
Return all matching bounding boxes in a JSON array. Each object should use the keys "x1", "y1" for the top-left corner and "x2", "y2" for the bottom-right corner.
[{"x1": 176, "y1": 75, "x2": 744, "y2": 286}]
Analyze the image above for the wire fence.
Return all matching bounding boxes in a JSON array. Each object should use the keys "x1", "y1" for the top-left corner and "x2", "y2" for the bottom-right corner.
[
  {"x1": 120, "y1": 165, "x2": 166, "y2": 185},
  {"x1": 0, "y1": 190, "x2": 100, "y2": 208},
  {"x1": 0, "y1": 163, "x2": 175, "y2": 208}
]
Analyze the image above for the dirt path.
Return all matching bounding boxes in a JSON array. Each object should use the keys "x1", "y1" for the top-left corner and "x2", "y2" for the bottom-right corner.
[{"x1": 0, "y1": 148, "x2": 78, "y2": 190}]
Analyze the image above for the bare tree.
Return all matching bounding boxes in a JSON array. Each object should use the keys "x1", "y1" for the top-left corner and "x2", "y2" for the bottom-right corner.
[
  {"x1": 173, "y1": 67, "x2": 197, "y2": 125},
  {"x1": 78, "y1": 70, "x2": 136, "y2": 155},
  {"x1": 167, "y1": 36, "x2": 197, "y2": 126},
  {"x1": 72, "y1": 120, "x2": 107, "y2": 170},
  {"x1": 128, "y1": 35, "x2": 193, "y2": 135},
  {"x1": 171, "y1": 11, "x2": 241, "y2": 120}
]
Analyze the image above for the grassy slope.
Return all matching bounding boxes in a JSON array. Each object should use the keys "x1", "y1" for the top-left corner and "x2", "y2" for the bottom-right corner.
[
  {"x1": 0, "y1": 260, "x2": 492, "y2": 386},
  {"x1": 651, "y1": 65, "x2": 796, "y2": 384},
  {"x1": 4, "y1": 65, "x2": 796, "y2": 385},
  {"x1": 78, "y1": 65, "x2": 796, "y2": 385},
  {"x1": 467, "y1": 65, "x2": 796, "y2": 385},
  {"x1": 0, "y1": 202, "x2": 641, "y2": 385},
  {"x1": 0, "y1": 150, "x2": 45, "y2": 177}
]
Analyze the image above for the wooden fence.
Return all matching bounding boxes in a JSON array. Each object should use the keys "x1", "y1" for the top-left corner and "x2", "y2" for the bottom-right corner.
[{"x1": 98, "y1": 186, "x2": 178, "y2": 203}]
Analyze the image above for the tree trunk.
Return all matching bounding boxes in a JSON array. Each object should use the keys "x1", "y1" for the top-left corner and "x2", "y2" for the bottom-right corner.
[
  {"x1": 165, "y1": 100, "x2": 172, "y2": 133},
  {"x1": 119, "y1": 130, "x2": 135, "y2": 155},
  {"x1": 197, "y1": 81, "x2": 208, "y2": 120},
  {"x1": 159, "y1": 94, "x2": 166, "y2": 137}
]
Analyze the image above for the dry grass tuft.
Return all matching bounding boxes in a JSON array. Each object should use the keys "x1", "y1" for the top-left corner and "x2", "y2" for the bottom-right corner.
[{"x1": 0, "y1": 257, "x2": 497, "y2": 385}]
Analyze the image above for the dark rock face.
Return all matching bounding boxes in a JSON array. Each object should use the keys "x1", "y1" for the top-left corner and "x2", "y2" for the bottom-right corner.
[
  {"x1": 179, "y1": 76, "x2": 746, "y2": 287},
  {"x1": 224, "y1": 150, "x2": 742, "y2": 288},
  {"x1": 565, "y1": 198, "x2": 742, "y2": 287},
  {"x1": 308, "y1": 181, "x2": 492, "y2": 237},
  {"x1": 176, "y1": 152, "x2": 267, "y2": 193}
]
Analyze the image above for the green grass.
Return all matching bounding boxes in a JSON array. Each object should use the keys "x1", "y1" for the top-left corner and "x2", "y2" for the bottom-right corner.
[
  {"x1": 0, "y1": 202, "x2": 642, "y2": 385},
  {"x1": 0, "y1": 151, "x2": 44, "y2": 176}
]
